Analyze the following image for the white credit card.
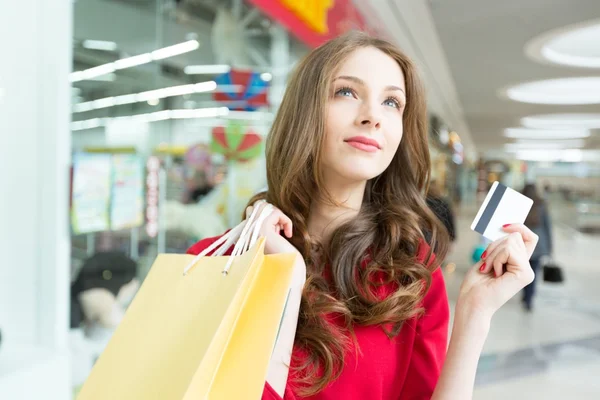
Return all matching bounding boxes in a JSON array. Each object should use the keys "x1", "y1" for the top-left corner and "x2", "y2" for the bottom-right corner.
[{"x1": 471, "y1": 181, "x2": 533, "y2": 241}]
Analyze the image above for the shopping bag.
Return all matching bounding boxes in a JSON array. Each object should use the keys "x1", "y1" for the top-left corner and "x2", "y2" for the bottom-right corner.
[
  {"x1": 542, "y1": 259, "x2": 564, "y2": 283},
  {"x1": 77, "y1": 205, "x2": 300, "y2": 400}
]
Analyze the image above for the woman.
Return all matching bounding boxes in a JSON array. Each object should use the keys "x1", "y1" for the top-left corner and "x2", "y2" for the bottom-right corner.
[
  {"x1": 188, "y1": 32, "x2": 537, "y2": 400},
  {"x1": 521, "y1": 183, "x2": 553, "y2": 311}
]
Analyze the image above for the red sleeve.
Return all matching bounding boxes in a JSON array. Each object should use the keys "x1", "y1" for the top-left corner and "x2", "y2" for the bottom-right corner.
[
  {"x1": 186, "y1": 232, "x2": 230, "y2": 256},
  {"x1": 187, "y1": 235, "x2": 291, "y2": 400},
  {"x1": 399, "y1": 267, "x2": 450, "y2": 400}
]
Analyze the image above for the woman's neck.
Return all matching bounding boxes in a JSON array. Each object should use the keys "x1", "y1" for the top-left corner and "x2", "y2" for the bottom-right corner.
[{"x1": 307, "y1": 181, "x2": 366, "y2": 243}]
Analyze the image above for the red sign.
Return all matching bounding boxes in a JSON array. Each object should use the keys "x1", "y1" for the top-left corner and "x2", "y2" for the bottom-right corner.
[{"x1": 247, "y1": 0, "x2": 374, "y2": 48}]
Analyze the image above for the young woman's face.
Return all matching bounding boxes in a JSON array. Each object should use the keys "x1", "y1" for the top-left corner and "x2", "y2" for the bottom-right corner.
[{"x1": 322, "y1": 46, "x2": 406, "y2": 185}]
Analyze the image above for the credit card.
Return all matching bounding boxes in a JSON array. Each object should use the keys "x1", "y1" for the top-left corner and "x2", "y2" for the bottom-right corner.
[{"x1": 471, "y1": 181, "x2": 533, "y2": 241}]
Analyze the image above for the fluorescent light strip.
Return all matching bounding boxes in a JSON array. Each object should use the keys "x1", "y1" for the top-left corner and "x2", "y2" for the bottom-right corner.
[
  {"x1": 521, "y1": 114, "x2": 600, "y2": 130},
  {"x1": 114, "y1": 53, "x2": 153, "y2": 70},
  {"x1": 72, "y1": 107, "x2": 230, "y2": 130},
  {"x1": 513, "y1": 149, "x2": 583, "y2": 163},
  {"x1": 72, "y1": 81, "x2": 217, "y2": 113},
  {"x1": 184, "y1": 64, "x2": 231, "y2": 74},
  {"x1": 503, "y1": 127, "x2": 590, "y2": 140},
  {"x1": 71, "y1": 107, "x2": 278, "y2": 131},
  {"x1": 82, "y1": 40, "x2": 118, "y2": 52},
  {"x1": 151, "y1": 40, "x2": 200, "y2": 60},
  {"x1": 71, "y1": 39, "x2": 199, "y2": 82},
  {"x1": 505, "y1": 139, "x2": 585, "y2": 150}
]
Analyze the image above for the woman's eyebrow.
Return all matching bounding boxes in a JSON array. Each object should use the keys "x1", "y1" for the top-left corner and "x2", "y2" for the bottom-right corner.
[{"x1": 334, "y1": 75, "x2": 405, "y2": 93}]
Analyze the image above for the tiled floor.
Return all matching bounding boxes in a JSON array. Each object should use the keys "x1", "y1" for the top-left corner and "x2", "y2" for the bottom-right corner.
[{"x1": 444, "y1": 200, "x2": 600, "y2": 399}]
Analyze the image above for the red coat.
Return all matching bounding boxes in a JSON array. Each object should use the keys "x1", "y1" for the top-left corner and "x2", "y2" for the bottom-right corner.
[{"x1": 188, "y1": 236, "x2": 449, "y2": 400}]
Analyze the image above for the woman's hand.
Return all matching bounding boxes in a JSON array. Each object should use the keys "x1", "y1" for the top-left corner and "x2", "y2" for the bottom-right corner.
[
  {"x1": 245, "y1": 200, "x2": 300, "y2": 256},
  {"x1": 457, "y1": 224, "x2": 539, "y2": 321}
]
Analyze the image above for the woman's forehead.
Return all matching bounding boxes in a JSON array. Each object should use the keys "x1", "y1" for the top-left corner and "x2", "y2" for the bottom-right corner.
[{"x1": 334, "y1": 47, "x2": 406, "y2": 91}]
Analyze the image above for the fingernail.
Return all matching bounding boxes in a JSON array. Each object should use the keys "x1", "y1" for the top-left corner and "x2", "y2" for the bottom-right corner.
[
  {"x1": 503, "y1": 223, "x2": 511, "y2": 228},
  {"x1": 481, "y1": 251, "x2": 487, "y2": 259},
  {"x1": 479, "y1": 263, "x2": 486, "y2": 272}
]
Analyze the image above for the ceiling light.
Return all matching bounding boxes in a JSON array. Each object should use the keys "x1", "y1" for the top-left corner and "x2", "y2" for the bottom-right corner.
[
  {"x1": 502, "y1": 77, "x2": 600, "y2": 105},
  {"x1": 79, "y1": 64, "x2": 116, "y2": 81},
  {"x1": 525, "y1": 20, "x2": 600, "y2": 68},
  {"x1": 114, "y1": 53, "x2": 153, "y2": 70},
  {"x1": 71, "y1": 107, "x2": 230, "y2": 131},
  {"x1": 260, "y1": 72, "x2": 272, "y2": 82},
  {"x1": 114, "y1": 94, "x2": 138, "y2": 105},
  {"x1": 92, "y1": 97, "x2": 116, "y2": 109},
  {"x1": 184, "y1": 65, "x2": 231, "y2": 74},
  {"x1": 151, "y1": 40, "x2": 199, "y2": 60},
  {"x1": 89, "y1": 73, "x2": 117, "y2": 82},
  {"x1": 147, "y1": 99, "x2": 160, "y2": 106},
  {"x1": 73, "y1": 81, "x2": 216, "y2": 113},
  {"x1": 71, "y1": 118, "x2": 105, "y2": 131},
  {"x1": 82, "y1": 40, "x2": 118, "y2": 52},
  {"x1": 504, "y1": 139, "x2": 586, "y2": 150},
  {"x1": 71, "y1": 40, "x2": 200, "y2": 82},
  {"x1": 514, "y1": 149, "x2": 583, "y2": 163},
  {"x1": 503, "y1": 127, "x2": 591, "y2": 140},
  {"x1": 521, "y1": 113, "x2": 600, "y2": 130}
]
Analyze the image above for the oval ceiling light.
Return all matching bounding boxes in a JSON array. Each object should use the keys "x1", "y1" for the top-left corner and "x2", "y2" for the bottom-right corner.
[
  {"x1": 521, "y1": 113, "x2": 600, "y2": 130},
  {"x1": 504, "y1": 127, "x2": 590, "y2": 140},
  {"x1": 504, "y1": 139, "x2": 586, "y2": 150},
  {"x1": 513, "y1": 149, "x2": 583, "y2": 163},
  {"x1": 502, "y1": 77, "x2": 600, "y2": 105},
  {"x1": 525, "y1": 19, "x2": 600, "y2": 68}
]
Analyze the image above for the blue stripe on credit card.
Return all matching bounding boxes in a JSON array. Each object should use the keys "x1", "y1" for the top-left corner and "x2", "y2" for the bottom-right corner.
[{"x1": 475, "y1": 183, "x2": 507, "y2": 235}]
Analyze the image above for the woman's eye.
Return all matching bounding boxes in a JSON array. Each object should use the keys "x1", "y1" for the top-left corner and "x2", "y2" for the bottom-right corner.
[
  {"x1": 335, "y1": 87, "x2": 354, "y2": 97},
  {"x1": 383, "y1": 97, "x2": 400, "y2": 109}
]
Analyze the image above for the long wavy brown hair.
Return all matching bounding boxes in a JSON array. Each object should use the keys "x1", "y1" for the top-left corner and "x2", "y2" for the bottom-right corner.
[{"x1": 248, "y1": 31, "x2": 449, "y2": 396}]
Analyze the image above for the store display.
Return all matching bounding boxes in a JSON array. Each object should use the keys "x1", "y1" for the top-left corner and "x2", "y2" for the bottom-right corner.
[
  {"x1": 247, "y1": 0, "x2": 377, "y2": 48},
  {"x1": 210, "y1": 121, "x2": 263, "y2": 162},
  {"x1": 212, "y1": 68, "x2": 269, "y2": 111},
  {"x1": 110, "y1": 154, "x2": 144, "y2": 231},
  {"x1": 71, "y1": 153, "x2": 112, "y2": 235}
]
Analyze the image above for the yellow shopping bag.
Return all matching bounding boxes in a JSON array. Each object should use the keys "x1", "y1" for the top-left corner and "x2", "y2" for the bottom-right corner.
[{"x1": 77, "y1": 237, "x2": 298, "y2": 400}]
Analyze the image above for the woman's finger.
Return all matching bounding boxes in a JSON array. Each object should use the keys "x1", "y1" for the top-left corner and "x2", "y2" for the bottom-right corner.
[
  {"x1": 484, "y1": 244, "x2": 510, "y2": 277},
  {"x1": 480, "y1": 236, "x2": 508, "y2": 266},
  {"x1": 271, "y1": 210, "x2": 293, "y2": 238},
  {"x1": 502, "y1": 223, "x2": 539, "y2": 258}
]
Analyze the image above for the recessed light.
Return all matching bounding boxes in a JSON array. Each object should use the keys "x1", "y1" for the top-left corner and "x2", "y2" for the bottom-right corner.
[
  {"x1": 525, "y1": 19, "x2": 600, "y2": 68},
  {"x1": 503, "y1": 127, "x2": 590, "y2": 140},
  {"x1": 513, "y1": 149, "x2": 583, "y2": 162},
  {"x1": 521, "y1": 113, "x2": 600, "y2": 130},
  {"x1": 502, "y1": 77, "x2": 600, "y2": 105},
  {"x1": 504, "y1": 139, "x2": 585, "y2": 150}
]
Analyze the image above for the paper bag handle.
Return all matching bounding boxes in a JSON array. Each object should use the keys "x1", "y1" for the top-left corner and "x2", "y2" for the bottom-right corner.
[{"x1": 183, "y1": 201, "x2": 273, "y2": 276}]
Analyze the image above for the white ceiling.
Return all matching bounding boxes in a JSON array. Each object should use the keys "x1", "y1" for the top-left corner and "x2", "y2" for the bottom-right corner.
[{"x1": 426, "y1": 0, "x2": 600, "y2": 152}]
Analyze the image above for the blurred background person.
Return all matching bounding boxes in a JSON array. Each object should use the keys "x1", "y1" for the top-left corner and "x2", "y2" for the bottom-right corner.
[
  {"x1": 427, "y1": 180, "x2": 457, "y2": 252},
  {"x1": 521, "y1": 183, "x2": 554, "y2": 312}
]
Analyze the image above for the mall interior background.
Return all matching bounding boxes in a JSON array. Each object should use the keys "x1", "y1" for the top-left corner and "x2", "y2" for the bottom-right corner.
[{"x1": 0, "y1": 0, "x2": 599, "y2": 399}]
